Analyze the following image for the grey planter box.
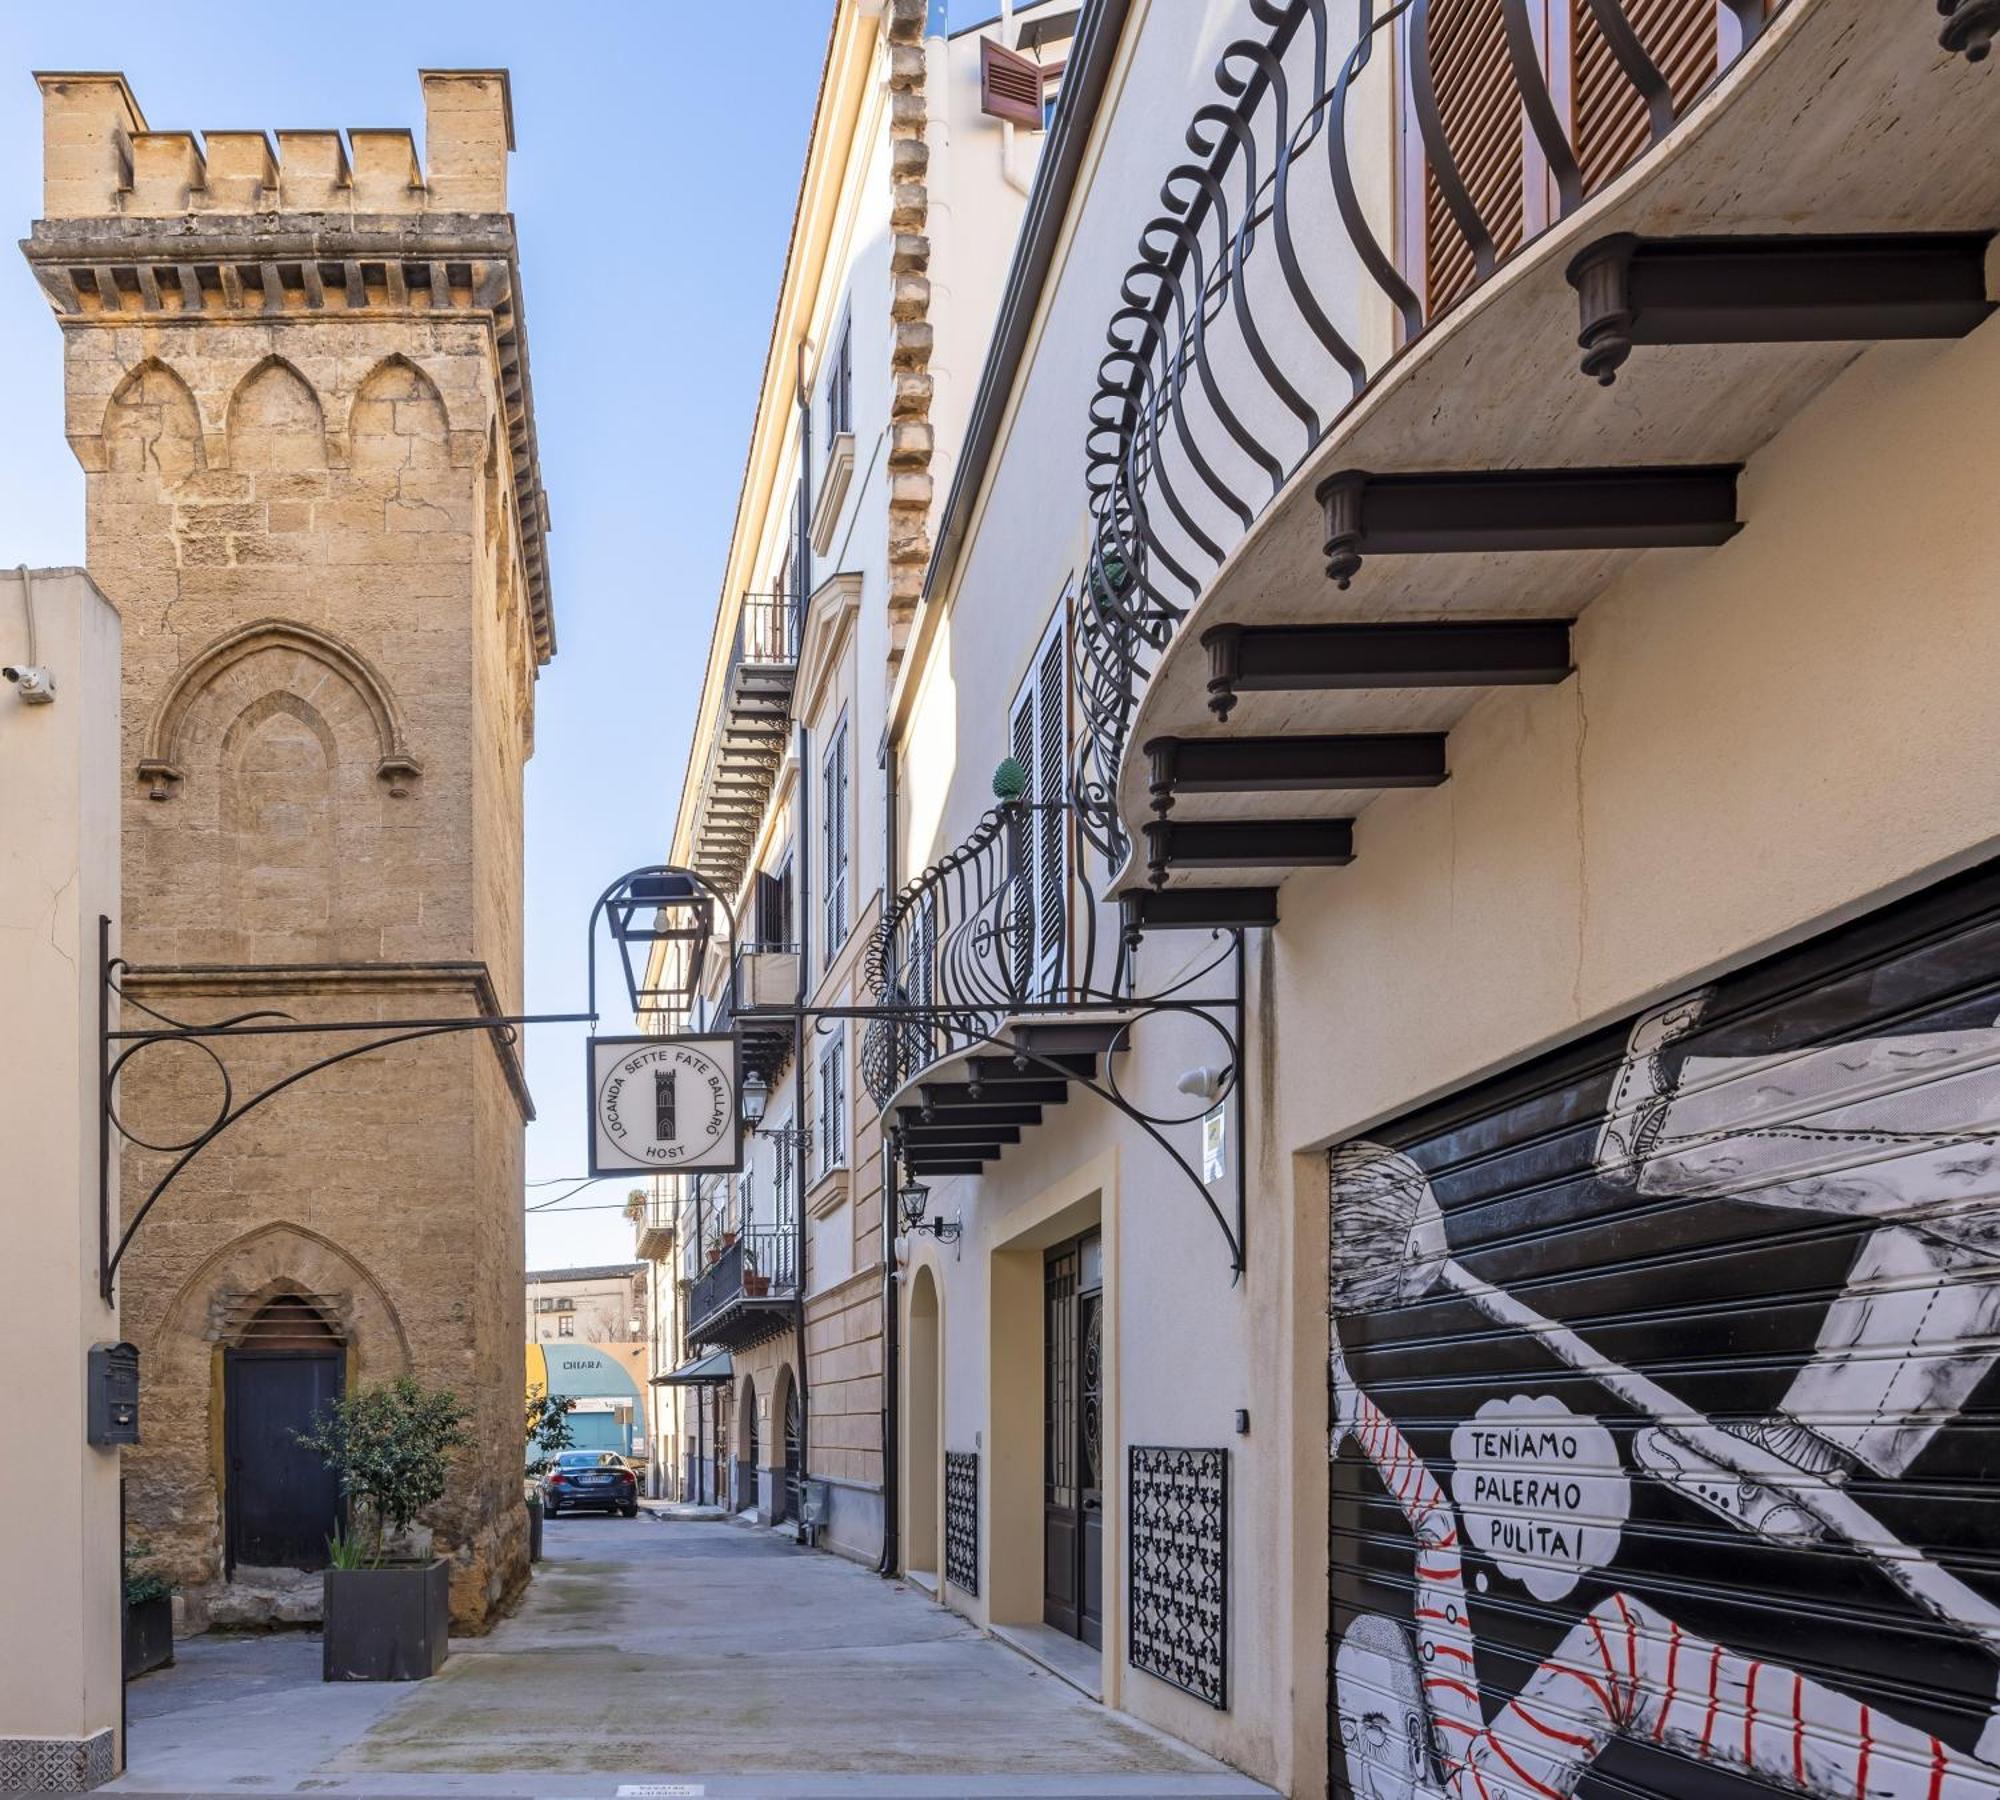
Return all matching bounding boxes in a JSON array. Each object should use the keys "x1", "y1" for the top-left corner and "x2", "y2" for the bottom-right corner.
[
  {"x1": 123, "y1": 1594, "x2": 174, "y2": 1679},
  {"x1": 322, "y1": 1561, "x2": 449, "y2": 1682}
]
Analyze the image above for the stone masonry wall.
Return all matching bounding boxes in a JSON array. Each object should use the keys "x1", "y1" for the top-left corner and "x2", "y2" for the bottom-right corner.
[{"x1": 28, "y1": 71, "x2": 545, "y2": 1632}]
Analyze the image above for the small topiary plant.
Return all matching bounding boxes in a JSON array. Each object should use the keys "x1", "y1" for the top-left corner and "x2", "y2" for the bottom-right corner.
[
  {"x1": 296, "y1": 1375, "x2": 470, "y2": 1566},
  {"x1": 524, "y1": 1384, "x2": 577, "y2": 1478}
]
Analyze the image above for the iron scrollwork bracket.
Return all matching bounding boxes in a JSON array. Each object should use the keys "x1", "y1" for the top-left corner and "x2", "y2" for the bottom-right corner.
[{"x1": 96, "y1": 915, "x2": 596, "y2": 1304}]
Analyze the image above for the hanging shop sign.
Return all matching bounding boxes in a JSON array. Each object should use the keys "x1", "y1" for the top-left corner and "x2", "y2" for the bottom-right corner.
[{"x1": 586, "y1": 1034, "x2": 743, "y2": 1177}]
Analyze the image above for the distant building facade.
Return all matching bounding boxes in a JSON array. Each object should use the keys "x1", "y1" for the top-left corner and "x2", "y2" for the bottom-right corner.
[
  {"x1": 25, "y1": 69, "x2": 552, "y2": 1632},
  {"x1": 653, "y1": 0, "x2": 1074, "y2": 1557},
  {"x1": 526, "y1": 1263, "x2": 646, "y2": 1344}
]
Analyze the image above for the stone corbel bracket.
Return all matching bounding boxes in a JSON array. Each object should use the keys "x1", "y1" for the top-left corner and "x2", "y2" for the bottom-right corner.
[{"x1": 140, "y1": 618, "x2": 420, "y2": 800}]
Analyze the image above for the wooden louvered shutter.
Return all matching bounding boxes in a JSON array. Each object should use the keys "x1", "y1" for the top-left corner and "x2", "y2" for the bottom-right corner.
[
  {"x1": 1009, "y1": 684, "x2": 1037, "y2": 996},
  {"x1": 1033, "y1": 626, "x2": 1066, "y2": 997},
  {"x1": 1420, "y1": 0, "x2": 1527, "y2": 317},
  {"x1": 1572, "y1": 0, "x2": 1719, "y2": 191},
  {"x1": 981, "y1": 37, "x2": 1045, "y2": 128}
]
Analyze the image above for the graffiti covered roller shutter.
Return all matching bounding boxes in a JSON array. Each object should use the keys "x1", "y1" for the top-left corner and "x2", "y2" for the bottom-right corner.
[{"x1": 1329, "y1": 862, "x2": 2000, "y2": 1798}]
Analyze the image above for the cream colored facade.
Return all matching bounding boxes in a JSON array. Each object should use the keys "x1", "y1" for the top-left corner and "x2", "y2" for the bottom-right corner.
[
  {"x1": 0, "y1": 571, "x2": 124, "y2": 1789},
  {"x1": 526, "y1": 1263, "x2": 646, "y2": 1344},
  {"x1": 656, "y1": 0, "x2": 1072, "y2": 1553},
  {"x1": 874, "y1": 3, "x2": 2000, "y2": 1796},
  {"x1": 23, "y1": 70, "x2": 552, "y2": 1634}
]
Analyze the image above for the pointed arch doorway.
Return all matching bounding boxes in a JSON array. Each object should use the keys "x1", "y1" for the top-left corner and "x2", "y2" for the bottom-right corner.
[{"x1": 223, "y1": 1296, "x2": 345, "y2": 1574}]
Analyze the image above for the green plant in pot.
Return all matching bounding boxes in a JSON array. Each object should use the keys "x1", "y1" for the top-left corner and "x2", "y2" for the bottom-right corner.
[
  {"x1": 296, "y1": 1375, "x2": 468, "y2": 1682},
  {"x1": 122, "y1": 1540, "x2": 176, "y2": 1679}
]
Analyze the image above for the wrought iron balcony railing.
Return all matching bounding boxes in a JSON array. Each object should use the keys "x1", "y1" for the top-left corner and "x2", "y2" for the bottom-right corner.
[
  {"x1": 862, "y1": 799, "x2": 1109, "y2": 1106},
  {"x1": 735, "y1": 588, "x2": 801, "y2": 669},
  {"x1": 1075, "y1": 0, "x2": 1777, "y2": 864},
  {"x1": 686, "y1": 1224, "x2": 799, "y2": 1346}
]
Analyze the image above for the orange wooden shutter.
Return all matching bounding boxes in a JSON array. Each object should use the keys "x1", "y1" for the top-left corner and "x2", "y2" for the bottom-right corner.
[
  {"x1": 1422, "y1": 0, "x2": 1528, "y2": 317},
  {"x1": 1572, "y1": 0, "x2": 1719, "y2": 191},
  {"x1": 981, "y1": 37, "x2": 1045, "y2": 129}
]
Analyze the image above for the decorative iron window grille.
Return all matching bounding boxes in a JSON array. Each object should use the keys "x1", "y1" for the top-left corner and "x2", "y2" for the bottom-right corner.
[
  {"x1": 1075, "y1": 0, "x2": 1781, "y2": 869},
  {"x1": 1128, "y1": 1445, "x2": 1228, "y2": 1709},
  {"x1": 944, "y1": 1449, "x2": 979, "y2": 1595}
]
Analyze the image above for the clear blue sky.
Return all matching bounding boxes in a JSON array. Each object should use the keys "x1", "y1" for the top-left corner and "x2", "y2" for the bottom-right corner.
[{"x1": 0, "y1": 3, "x2": 832, "y2": 1268}]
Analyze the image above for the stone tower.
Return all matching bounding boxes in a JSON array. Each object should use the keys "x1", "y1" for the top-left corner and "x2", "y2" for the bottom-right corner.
[{"x1": 22, "y1": 71, "x2": 552, "y2": 1630}]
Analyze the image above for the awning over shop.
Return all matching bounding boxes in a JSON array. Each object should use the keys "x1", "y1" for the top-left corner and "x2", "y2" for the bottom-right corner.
[
  {"x1": 525, "y1": 1342, "x2": 646, "y2": 1406},
  {"x1": 652, "y1": 1349, "x2": 733, "y2": 1386}
]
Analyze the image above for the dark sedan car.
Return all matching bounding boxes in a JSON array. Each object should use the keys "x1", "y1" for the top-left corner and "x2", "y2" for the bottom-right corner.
[{"x1": 540, "y1": 1449, "x2": 638, "y2": 1518}]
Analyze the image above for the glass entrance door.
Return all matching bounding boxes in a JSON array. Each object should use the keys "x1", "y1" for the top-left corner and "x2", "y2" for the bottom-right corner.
[{"x1": 1044, "y1": 1230, "x2": 1103, "y2": 1645}]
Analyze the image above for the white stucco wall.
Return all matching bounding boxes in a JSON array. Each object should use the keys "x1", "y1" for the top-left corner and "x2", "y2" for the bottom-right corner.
[{"x1": 0, "y1": 568, "x2": 123, "y2": 1773}]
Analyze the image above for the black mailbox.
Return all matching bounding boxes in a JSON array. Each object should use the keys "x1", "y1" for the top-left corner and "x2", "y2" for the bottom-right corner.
[{"x1": 87, "y1": 1341, "x2": 140, "y2": 1446}]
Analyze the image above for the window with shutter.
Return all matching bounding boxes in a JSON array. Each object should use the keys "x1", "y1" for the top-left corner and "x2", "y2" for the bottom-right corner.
[
  {"x1": 826, "y1": 316, "x2": 853, "y2": 446},
  {"x1": 981, "y1": 36, "x2": 1046, "y2": 128},
  {"x1": 821, "y1": 719, "x2": 849, "y2": 956},
  {"x1": 1408, "y1": 2, "x2": 1737, "y2": 316},
  {"x1": 1571, "y1": 0, "x2": 1720, "y2": 191},
  {"x1": 816, "y1": 1033, "x2": 847, "y2": 1178},
  {"x1": 1419, "y1": 0, "x2": 1529, "y2": 317},
  {"x1": 1008, "y1": 605, "x2": 1070, "y2": 1004}
]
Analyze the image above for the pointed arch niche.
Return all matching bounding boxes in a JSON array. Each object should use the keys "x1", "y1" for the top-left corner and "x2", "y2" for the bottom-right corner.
[
  {"x1": 347, "y1": 354, "x2": 450, "y2": 473},
  {"x1": 139, "y1": 620, "x2": 419, "y2": 802},
  {"x1": 103, "y1": 357, "x2": 206, "y2": 483},
  {"x1": 226, "y1": 356, "x2": 327, "y2": 473}
]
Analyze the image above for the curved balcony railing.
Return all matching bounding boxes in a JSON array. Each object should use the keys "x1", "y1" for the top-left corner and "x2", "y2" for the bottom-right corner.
[
  {"x1": 861, "y1": 800, "x2": 1110, "y2": 1106},
  {"x1": 1076, "y1": 0, "x2": 1777, "y2": 864}
]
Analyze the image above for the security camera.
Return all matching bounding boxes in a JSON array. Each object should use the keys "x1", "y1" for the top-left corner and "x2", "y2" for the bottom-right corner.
[{"x1": 2, "y1": 665, "x2": 55, "y2": 704}]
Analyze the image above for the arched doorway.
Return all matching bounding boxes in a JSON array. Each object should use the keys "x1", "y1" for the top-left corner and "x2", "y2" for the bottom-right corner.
[
  {"x1": 738, "y1": 1378, "x2": 760, "y2": 1514},
  {"x1": 906, "y1": 1265, "x2": 941, "y2": 1580},
  {"x1": 773, "y1": 1367, "x2": 802, "y2": 1525},
  {"x1": 223, "y1": 1296, "x2": 345, "y2": 1574}
]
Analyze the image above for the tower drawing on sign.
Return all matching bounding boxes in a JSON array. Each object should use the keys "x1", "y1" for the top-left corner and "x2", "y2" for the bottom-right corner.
[{"x1": 655, "y1": 1069, "x2": 677, "y2": 1144}]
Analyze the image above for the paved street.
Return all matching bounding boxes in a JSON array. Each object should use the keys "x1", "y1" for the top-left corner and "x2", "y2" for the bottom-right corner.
[{"x1": 105, "y1": 1514, "x2": 1271, "y2": 1799}]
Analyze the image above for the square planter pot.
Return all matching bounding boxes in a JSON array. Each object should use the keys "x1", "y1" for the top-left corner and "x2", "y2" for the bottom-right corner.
[
  {"x1": 123, "y1": 1594, "x2": 174, "y2": 1679},
  {"x1": 322, "y1": 1561, "x2": 450, "y2": 1682},
  {"x1": 742, "y1": 1273, "x2": 770, "y2": 1296}
]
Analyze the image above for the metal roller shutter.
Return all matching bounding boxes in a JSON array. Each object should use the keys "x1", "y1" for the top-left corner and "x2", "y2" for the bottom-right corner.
[{"x1": 1330, "y1": 859, "x2": 2000, "y2": 1797}]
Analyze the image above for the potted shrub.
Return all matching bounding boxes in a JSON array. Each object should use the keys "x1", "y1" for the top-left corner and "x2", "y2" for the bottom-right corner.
[
  {"x1": 122, "y1": 1542, "x2": 175, "y2": 1679},
  {"x1": 741, "y1": 1248, "x2": 770, "y2": 1297},
  {"x1": 523, "y1": 1385, "x2": 577, "y2": 1562},
  {"x1": 296, "y1": 1375, "x2": 468, "y2": 1682}
]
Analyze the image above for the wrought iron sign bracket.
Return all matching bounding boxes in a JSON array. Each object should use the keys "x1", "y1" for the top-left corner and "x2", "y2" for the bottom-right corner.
[{"x1": 96, "y1": 915, "x2": 600, "y2": 1305}]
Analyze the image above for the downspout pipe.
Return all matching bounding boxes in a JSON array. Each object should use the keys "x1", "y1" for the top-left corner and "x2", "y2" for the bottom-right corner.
[
  {"x1": 877, "y1": 743, "x2": 901, "y2": 1577},
  {"x1": 792, "y1": 335, "x2": 815, "y2": 1541}
]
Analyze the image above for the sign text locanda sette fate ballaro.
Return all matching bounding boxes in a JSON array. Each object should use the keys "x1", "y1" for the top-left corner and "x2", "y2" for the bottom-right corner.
[{"x1": 587, "y1": 1034, "x2": 742, "y2": 1177}]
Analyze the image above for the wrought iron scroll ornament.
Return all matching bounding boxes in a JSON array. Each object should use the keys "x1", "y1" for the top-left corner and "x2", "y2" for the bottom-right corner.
[
  {"x1": 1129, "y1": 1445, "x2": 1229, "y2": 1709},
  {"x1": 858, "y1": 797, "x2": 1248, "y2": 1273},
  {"x1": 97, "y1": 867, "x2": 746, "y2": 1303},
  {"x1": 944, "y1": 1449, "x2": 980, "y2": 1594},
  {"x1": 1072, "y1": 0, "x2": 1795, "y2": 871}
]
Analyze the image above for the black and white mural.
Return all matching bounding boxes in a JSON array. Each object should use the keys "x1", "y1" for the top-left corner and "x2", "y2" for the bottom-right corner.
[{"x1": 1329, "y1": 864, "x2": 2000, "y2": 1799}]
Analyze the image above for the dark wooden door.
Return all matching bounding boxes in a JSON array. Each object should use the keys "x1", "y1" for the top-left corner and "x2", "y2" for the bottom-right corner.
[
  {"x1": 224, "y1": 1349, "x2": 343, "y2": 1573},
  {"x1": 1044, "y1": 1231, "x2": 1104, "y2": 1643}
]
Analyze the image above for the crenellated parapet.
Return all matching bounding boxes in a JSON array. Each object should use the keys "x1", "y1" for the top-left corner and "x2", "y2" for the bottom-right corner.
[
  {"x1": 31, "y1": 68, "x2": 511, "y2": 219},
  {"x1": 18, "y1": 69, "x2": 550, "y2": 663}
]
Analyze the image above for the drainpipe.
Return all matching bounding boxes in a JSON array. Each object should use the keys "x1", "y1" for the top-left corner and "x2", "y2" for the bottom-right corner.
[
  {"x1": 877, "y1": 742, "x2": 901, "y2": 1577},
  {"x1": 792, "y1": 341, "x2": 816, "y2": 1540}
]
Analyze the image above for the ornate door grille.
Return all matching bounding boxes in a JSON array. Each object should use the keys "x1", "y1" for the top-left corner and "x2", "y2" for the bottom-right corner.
[
  {"x1": 1128, "y1": 1445, "x2": 1228, "y2": 1709},
  {"x1": 944, "y1": 1449, "x2": 979, "y2": 1595}
]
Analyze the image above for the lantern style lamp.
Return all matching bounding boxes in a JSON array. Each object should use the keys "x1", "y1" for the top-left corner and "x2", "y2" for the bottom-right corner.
[
  {"x1": 740, "y1": 1069, "x2": 770, "y2": 1130},
  {"x1": 898, "y1": 1178, "x2": 931, "y2": 1232}
]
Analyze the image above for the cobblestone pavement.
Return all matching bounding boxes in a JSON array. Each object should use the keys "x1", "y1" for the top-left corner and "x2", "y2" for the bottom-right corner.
[{"x1": 101, "y1": 1513, "x2": 1274, "y2": 1798}]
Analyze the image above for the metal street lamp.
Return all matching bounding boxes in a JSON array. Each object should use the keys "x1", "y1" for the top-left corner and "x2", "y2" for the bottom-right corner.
[
  {"x1": 897, "y1": 1178, "x2": 931, "y2": 1232},
  {"x1": 740, "y1": 1069, "x2": 770, "y2": 1129}
]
